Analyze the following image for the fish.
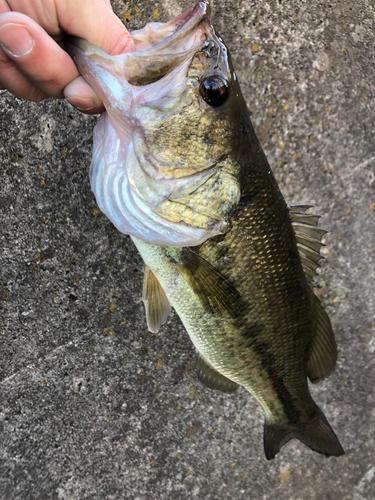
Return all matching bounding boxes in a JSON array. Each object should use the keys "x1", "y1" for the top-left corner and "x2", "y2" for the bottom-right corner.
[{"x1": 66, "y1": 2, "x2": 345, "y2": 460}]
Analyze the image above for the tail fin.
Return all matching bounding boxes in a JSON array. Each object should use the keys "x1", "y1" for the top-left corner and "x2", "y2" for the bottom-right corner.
[{"x1": 264, "y1": 408, "x2": 345, "y2": 460}]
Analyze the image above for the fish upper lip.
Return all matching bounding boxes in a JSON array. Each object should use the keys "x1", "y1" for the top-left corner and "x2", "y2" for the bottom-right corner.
[
  {"x1": 161, "y1": 2, "x2": 210, "y2": 36},
  {"x1": 149, "y1": 2, "x2": 209, "y2": 54}
]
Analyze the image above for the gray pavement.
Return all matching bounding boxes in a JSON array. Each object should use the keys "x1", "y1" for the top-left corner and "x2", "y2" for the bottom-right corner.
[{"x1": 0, "y1": 1, "x2": 374, "y2": 498}]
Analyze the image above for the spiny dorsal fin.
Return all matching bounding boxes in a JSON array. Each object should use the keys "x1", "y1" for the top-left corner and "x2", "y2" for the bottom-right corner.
[
  {"x1": 289, "y1": 207, "x2": 337, "y2": 382},
  {"x1": 288, "y1": 204, "x2": 315, "y2": 214},
  {"x1": 196, "y1": 355, "x2": 239, "y2": 393},
  {"x1": 289, "y1": 205, "x2": 327, "y2": 285},
  {"x1": 306, "y1": 293, "x2": 337, "y2": 383},
  {"x1": 143, "y1": 265, "x2": 171, "y2": 333},
  {"x1": 174, "y1": 248, "x2": 243, "y2": 318}
]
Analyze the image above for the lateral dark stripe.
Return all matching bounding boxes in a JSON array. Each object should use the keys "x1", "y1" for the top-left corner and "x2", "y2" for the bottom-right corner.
[{"x1": 251, "y1": 342, "x2": 301, "y2": 425}]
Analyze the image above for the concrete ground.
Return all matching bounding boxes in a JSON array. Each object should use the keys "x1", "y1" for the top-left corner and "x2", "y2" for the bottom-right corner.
[{"x1": 0, "y1": 0, "x2": 374, "y2": 498}]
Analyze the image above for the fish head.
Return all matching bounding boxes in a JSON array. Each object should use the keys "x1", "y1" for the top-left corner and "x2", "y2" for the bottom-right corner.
[{"x1": 67, "y1": 2, "x2": 246, "y2": 246}]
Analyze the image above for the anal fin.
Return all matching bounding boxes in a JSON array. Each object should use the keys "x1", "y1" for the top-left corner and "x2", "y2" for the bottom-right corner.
[
  {"x1": 174, "y1": 248, "x2": 243, "y2": 318},
  {"x1": 143, "y1": 265, "x2": 171, "y2": 333},
  {"x1": 306, "y1": 294, "x2": 337, "y2": 383},
  {"x1": 196, "y1": 355, "x2": 239, "y2": 393}
]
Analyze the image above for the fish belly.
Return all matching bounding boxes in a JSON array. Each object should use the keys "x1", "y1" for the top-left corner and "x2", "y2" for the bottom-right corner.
[{"x1": 131, "y1": 235, "x2": 288, "y2": 420}]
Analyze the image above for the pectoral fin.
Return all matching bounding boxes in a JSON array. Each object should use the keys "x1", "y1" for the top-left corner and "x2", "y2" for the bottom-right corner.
[
  {"x1": 306, "y1": 294, "x2": 337, "y2": 383},
  {"x1": 143, "y1": 265, "x2": 172, "y2": 333},
  {"x1": 174, "y1": 248, "x2": 243, "y2": 318},
  {"x1": 196, "y1": 355, "x2": 239, "y2": 393}
]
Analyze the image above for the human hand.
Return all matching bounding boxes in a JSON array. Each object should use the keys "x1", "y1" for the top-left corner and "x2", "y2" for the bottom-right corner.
[{"x1": 0, "y1": 0, "x2": 135, "y2": 114}]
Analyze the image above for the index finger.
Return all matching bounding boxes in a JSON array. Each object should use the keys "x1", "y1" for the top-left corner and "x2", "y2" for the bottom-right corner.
[
  {"x1": 5, "y1": 0, "x2": 135, "y2": 55},
  {"x1": 57, "y1": 0, "x2": 135, "y2": 54}
]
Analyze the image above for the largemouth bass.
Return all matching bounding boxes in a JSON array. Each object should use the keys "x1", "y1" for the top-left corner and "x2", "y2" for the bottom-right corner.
[{"x1": 67, "y1": 2, "x2": 344, "y2": 460}]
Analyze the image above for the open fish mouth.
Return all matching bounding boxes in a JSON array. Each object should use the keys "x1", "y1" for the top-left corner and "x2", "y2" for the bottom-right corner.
[
  {"x1": 67, "y1": 2, "x2": 211, "y2": 86},
  {"x1": 131, "y1": 1, "x2": 210, "y2": 50},
  {"x1": 65, "y1": 2, "x2": 241, "y2": 247}
]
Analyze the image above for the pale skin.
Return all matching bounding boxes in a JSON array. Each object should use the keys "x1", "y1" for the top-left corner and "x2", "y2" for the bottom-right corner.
[{"x1": 0, "y1": 0, "x2": 135, "y2": 114}]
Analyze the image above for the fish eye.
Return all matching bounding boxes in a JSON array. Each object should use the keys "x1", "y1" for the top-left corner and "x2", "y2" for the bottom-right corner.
[{"x1": 199, "y1": 76, "x2": 228, "y2": 107}]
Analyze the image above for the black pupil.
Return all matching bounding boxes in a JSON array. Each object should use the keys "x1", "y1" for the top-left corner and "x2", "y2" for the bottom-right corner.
[{"x1": 200, "y1": 76, "x2": 228, "y2": 107}]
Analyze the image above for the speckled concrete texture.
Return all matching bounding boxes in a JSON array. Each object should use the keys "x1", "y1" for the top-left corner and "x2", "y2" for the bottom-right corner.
[{"x1": 0, "y1": 1, "x2": 374, "y2": 499}]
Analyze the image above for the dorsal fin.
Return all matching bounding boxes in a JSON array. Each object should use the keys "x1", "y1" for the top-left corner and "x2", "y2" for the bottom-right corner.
[
  {"x1": 196, "y1": 355, "x2": 239, "y2": 393},
  {"x1": 289, "y1": 206, "x2": 338, "y2": 383},
  {"x1": 288, "y1": 205, "x2": 315, "y2": 214},
  {"x1": 143, "y1": 265, "x2": 172, "y2": 333},
  {"x1": 306, "y1": 293, "x2": 338, "y2": 383},
  {"x1": 174, "y1": 248, "x2": 243, "y2": 318},
  {"x1": 289, "y1": 205, "x2": 327, "y2": 285}
]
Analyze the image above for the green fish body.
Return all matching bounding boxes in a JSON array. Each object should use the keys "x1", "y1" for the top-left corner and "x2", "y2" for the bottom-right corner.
[
  {"x1": 67, "y1": 2, "x2": 344, "y2": 459},
  {"x1": 133, "y1": 133, "x2": 343, "y2": 460}
]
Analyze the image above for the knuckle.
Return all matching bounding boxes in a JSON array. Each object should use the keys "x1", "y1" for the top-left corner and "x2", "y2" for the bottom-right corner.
[
  {"x1": 29, "y1": 92, "x2": 48, "y2": 103},
  {"x1": 34, "y1": 74, "x2": 64, "y2": 97}
]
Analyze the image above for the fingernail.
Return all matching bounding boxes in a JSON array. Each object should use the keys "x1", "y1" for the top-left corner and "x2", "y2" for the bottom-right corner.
[
  {"x1": 65, "y1": 96, "x2": 98, "y2": 110},
  {"x1": 0, "y1": 24, "x2": 34, "y2": 57},
  {"x1": 65, "y1": 95, "x2": 98, "y2": 109}
]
